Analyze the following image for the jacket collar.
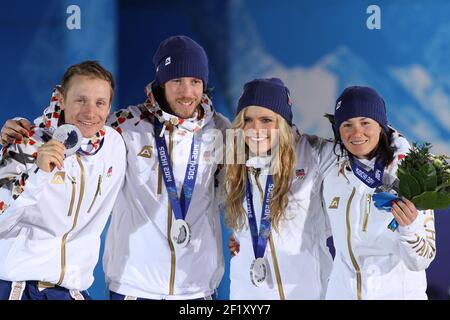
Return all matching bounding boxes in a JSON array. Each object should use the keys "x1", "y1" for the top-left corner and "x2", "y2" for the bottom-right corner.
[{"x1": 144, "y1": 81, "x2": 214, "y2": 134}]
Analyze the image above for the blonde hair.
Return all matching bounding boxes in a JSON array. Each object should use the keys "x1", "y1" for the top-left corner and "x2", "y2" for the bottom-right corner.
[{"x1": 224, "y1": 107, "x2": 296, "y2": 233}]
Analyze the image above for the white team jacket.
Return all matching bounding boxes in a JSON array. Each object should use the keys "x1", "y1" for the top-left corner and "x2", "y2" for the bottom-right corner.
[
  {"x1": 320, "y1": 134, "x2": 436, "y2": 300},
  {"x1": 103, "y1": 103, "x2": 230, "y2": 299},
  {"x1": 229, "y1": 133, "x2": 333, "y2": 300},
  {"x1": 0, "y1": 126, "x2": 126, "y2": 290}
]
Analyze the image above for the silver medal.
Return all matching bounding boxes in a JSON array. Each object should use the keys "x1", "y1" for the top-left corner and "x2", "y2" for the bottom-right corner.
[
  {"x1": 171, "y1": 219, "x2": 191, "y2": 248},
  {"x1": 53, "y1": 124, "x2": 83, "y2": 157},
  {"x1": 250, "y1": 257, "x2": 268, "y2": 287}
]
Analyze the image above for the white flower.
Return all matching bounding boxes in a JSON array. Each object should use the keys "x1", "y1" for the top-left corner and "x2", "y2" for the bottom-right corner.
[{"x1": 433, "y1": 159, "x2": 443, "y2": 168}]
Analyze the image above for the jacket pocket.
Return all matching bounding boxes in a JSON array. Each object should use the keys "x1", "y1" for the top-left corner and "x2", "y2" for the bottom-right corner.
[
  {"x1": 87, "y1": 175, "x2": 102, "y2": 214},
  {"x1": 362, "y1": 193, "x2": 372, "y2": 232}
]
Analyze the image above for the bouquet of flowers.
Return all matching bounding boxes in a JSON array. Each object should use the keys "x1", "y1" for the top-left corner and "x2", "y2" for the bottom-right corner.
[
  {"x1": 373, "y1": 143, "x2": 450, "y2": 230},
  {"x1": 397, "y1": 143, "x2": 450, "y2": 209}
]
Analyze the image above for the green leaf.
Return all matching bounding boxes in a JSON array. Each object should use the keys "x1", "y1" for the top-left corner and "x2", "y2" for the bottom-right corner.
[
  {"x1": 412, "y1": 191, "x2": 450, "y2": 210},
  {"x1": 409, "y1": 168, "x2": 426, "y2": 194},
  {"x1": 436, "y1": 182, "x2": 450, "y2": 192},
  {"x1": 420, "y1": 162, "x2": 437, "y2": 191},
  {"x1": 398, "y1": 171, "x2": 421, "y2": 199},
  {"x1": 397, "y1": 166, "x2": 408, "y2": 176}
]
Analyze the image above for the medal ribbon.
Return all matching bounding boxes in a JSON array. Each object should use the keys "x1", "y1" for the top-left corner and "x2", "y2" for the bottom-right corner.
[
  {"x1": 154, "y1": 121, "x2": 201, "y2": 220},
  {"x1": 245, "y1": 173, "x2": 274, "y2": 259},
  {"x1": 348, "y1": 155, "x2": 384, "y2": 188}
]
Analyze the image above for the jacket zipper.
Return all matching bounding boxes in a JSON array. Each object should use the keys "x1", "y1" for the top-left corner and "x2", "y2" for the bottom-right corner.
[
  {"x1": 167, "y1": 130, "x2": 176, "y2": 295},
  {"x1": 87, "y1": 175, "x2": 102, "y2": 213},
  {"x1": 157, "y1": 166, "x2": 162, "y2": 195},
  {"x1": 57, "y1": 154, "x2": 85, "y2": 286},
  {"x1": 346, "y1": 187, "x2": 362, "y2": 300},
  {"x1": 362, "y1": 194, "x2": 372, "y2": 232},
  {"x1": 268, "y1": 235, "x2": 285, "y2": 300}
]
